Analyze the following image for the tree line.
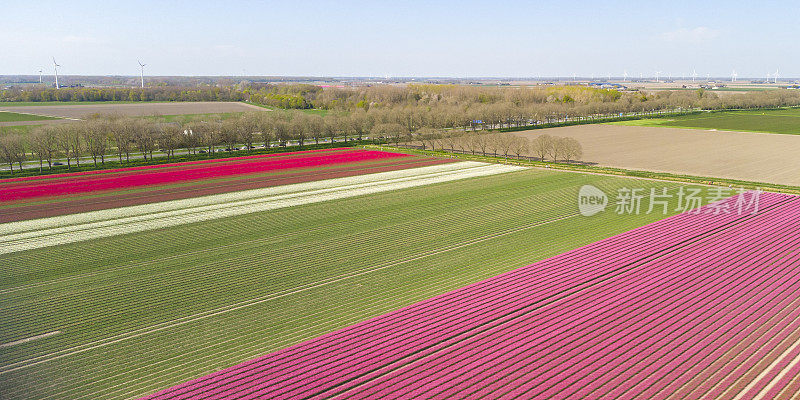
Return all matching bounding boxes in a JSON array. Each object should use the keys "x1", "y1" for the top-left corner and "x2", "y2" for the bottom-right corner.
[
  {"x1": 7, "y1": 83, "x2": 800, "y2": 117},
  {"x1": 0, "y1": 105, "x2": 590, "y2": 174},
  {"x1": 401, "y1": 130, "x2": 583, "y2": 163}
]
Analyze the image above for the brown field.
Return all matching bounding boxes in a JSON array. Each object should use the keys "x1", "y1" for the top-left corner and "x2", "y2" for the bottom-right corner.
[
  {"x1": 0, "y1": 101, "x2": 264, "y2": 119},
  {"x1": 511, "y1": 124, "x2": 800, "y2": 186},
  {"x1": 0, "y1": 119, "x2": 74, "y2": 127}
]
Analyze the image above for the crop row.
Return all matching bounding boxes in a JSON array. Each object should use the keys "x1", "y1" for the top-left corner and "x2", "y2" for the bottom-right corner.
[
  {"x1": 0, "y1": 162, "x2": 522, "y2": 254},
  {"x1": 0, "y1": 148, "x2": 412, "y2": 202},
  {"x1": 0, "y1": 148, "x2": 346, "y2": 184},
  {"x1": 0, "y1": 171, "x2": 684, "y2": 399},
  {"x1": 143, "y1": 192, "x2": 800, "y2": 399},
  {"x1": 0, "y1": 155, "x2": 452, "y2": 223}
]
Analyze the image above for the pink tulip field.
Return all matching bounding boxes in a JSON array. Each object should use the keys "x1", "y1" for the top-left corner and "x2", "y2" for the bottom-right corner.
[{"x1": 143, "y1": 192, "x2": 800, "y2": 400}]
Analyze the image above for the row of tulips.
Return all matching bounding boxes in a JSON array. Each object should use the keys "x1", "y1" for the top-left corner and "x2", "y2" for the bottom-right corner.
[
  {"x1": 143, "y1": 192, "x2": 800, "y2": 400},
  {"x1": 0, "y1": 149, "x2": 409, "y2": 202}
]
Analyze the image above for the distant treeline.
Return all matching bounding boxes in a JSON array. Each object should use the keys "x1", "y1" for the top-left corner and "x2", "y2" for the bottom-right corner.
[
  {"x1": 6, "y1": 83, "x2": 800, "y2": 116},
  {"x1": 0, "y1": 86, "x2": 248, "y2": 103}
]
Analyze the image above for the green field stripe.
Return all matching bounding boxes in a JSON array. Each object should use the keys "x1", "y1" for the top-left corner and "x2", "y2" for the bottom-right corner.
[
  {"x1": 0, "y1": 112, "x2": 61, "y2": 122},
  {"x1": 0, "y1": 172, "x2": 579, "y2": 346},
  {"x1": 610, "y1": 108, "x2": 800, "y2": 135},
  {"x1": 0, "y1": 169, "x2": 707, "y2": 399}
]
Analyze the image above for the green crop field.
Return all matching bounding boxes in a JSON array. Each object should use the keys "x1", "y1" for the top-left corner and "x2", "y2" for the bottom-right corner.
[
  {"x1": 245, "y1": 102, "x2": 331, "y2": 116},
  {"x1": 0, "y1": 169, "x2": 709, "y2": 399},
  {"x1": 609, "y1": 107, "x2": 800, "y2": 134},
  {"x1": 0, "y1": 112, "x2": 60, "y2": 122},
  {"x1": 0, "y1": 101, "x2": 159, "y2": 107}
]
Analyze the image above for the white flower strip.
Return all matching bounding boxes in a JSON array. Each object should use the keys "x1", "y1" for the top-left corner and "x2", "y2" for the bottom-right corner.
[
  {"x1": 0, "y1": 163, "x2": 525, "y2": 255},
  {"x1": 1, "y1": 161, "x2": 487, "y2": 236}
]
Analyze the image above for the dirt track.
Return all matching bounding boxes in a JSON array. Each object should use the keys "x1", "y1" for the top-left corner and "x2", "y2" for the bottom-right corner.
[
  {"x1": 511, "y1": 124, "x2": 800, "y2": 186},
  {"x1": 0, "y1": 101, "x2": 265, "y2": 119}
]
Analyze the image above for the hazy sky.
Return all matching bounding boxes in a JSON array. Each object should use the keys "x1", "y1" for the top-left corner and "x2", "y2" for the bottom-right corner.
[{"x1": 2, "y1": 0, "x2": 798, "y2": 78}]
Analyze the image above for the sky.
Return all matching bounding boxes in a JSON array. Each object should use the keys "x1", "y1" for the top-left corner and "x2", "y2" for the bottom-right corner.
[{"x1": 2, "y1": 0, "x2": 799, "y2": 78}]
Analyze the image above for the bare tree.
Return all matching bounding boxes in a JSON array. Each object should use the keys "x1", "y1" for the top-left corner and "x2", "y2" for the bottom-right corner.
[
  {"x1": 561, "y1": 137, "x2": 583, "y2": 163},
  {"x1": 442, "y1": 132, "x2": 458, "y2": 152},
  {"x1": 416, "y1": 127, "x2": 440, "y2": 151},
  {"x1": 238, "y1": 113, "x2": 259, "y2": 150},
  {"x1": 323, "y1": 114, "x2": 340, "y2": 145},
  {"x1": 371, "y1": 123, "x2": 404, "y2": 146},
  {"x1": 30, "y1": 126, "x2": 58, "y2": 171},
  {"x1": 159, "y1": 123, "x2": 183, "y2": 159},
  {"x1": 288, "y1": 113, "x2": 308, "y2": 147},
  {"x1": 220, "y1": 119, "x2": 240, "y2": 150},
  {"x1": 273, "y1": 119, "x2": 290, "y2": 146},
  {"x1": 550, "y1": 136, "x2": 568, "y2": 162},
  {"x1": 474, "y1": 132, "x2": 489, "y2": 155},
  {"x1": 181, "y1": 121, "x2": 199, "y2": 155},
  {"x1": 190, "y1": 120, "x2": 218, "y2": 155},
  {"x1": 66, "y1": 125, "x2": 83, "y2": 167},
  {"x1": 306, "y1": 114, "x2": 324, "y2": 145},
  {"x1": 110, "y1": 117, "x2": 136, "y2": 162},
  {"x1": 0, "y1": 134, "x2": 26, "y2": 173},
  {"x1": 133, "y1": 121, "x2": 158, "y2": 160},
  {"x1": 494, "y1": 133, "x2": 515, "y2": 159},
  {"x1": 83, "y1": 120, "x2": 108, "y2": 166},
  {"x1": 531, "y1": 134, "x2": 554, "y2": 161},
  {"x1": 55, "y1": 125, "x2": 73, "y2": 170},
  {"x1": 511, "y1": 136, "x2": 530, "y2": 159},
  {"x1": 350, "y1": 109, "x2": 372, "y2": 141},
  {"x1": 256, "y1": 113, "x2": 275, "y2": 148}
]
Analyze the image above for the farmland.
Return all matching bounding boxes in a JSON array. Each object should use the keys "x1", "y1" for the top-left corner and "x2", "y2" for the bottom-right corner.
[
  {"x1": 0, "y1": 151, "x2": 715, "y2": 399},
  {"x1": 0, "y1": 101, "x2": 161, "y2": 107},
  {"x1": 148, "y1": 192, "x2": 800, "y2": 399},
  {"x1": 0, "y1": 148, "x2": 454, "y2": 222},
  {"x1": 511, "y1": 124, "x2": 800, "y2": 186},
  {"x1": 611, "y1": 107, "x2": 800, "y2": 135},
  {"x1": 0, "y1": 101, "x2": 264, "y2": 119},
  {"x1": 0, "y1": 112, "x2": 60, "y2": 123}
]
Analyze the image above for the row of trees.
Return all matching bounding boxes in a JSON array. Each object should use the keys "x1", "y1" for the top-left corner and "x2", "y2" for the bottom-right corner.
[
  {"x1": 407, "y1": 131, "x2": 583, "y2": 163},
  {"x1": 0, "y1": 86, "x2": 249, "y2": 103},
  {"x1": 6, "y1": 83, "x2": 800, "y2": 121},
  {"x1": 0, "y1": 106, "x2": 587, "y2": 173},
  {"x1": 0, "y1": 108, "x2": 395, "y2": 173}
]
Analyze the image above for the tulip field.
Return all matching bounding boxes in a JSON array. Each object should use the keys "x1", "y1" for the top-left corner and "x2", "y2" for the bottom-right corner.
[
  {"x1": 0, "y1": 148, "x2": 454, "y2": 222},
  {"x1": 143, "y1": 192, "x2": 800, "y2": 400},
  {"x1": 1, "y1": 148, "x2": 797, "y2": 399}
]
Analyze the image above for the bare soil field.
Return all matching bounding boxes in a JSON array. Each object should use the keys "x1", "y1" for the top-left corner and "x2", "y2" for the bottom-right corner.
[
  {"x1": 511, "y1": 124, "x2": 800, "y2": 186},
  {"x1": 0, "y1": 101, "x2": 264, "y2": 119},
  {"x1": 0, "y1": 119, "x2": 74, "y2": 127}
]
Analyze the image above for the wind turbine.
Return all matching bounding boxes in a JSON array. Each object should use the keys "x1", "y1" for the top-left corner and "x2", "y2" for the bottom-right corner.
[
  {"x1": 692, "y1": 69, "x2": 698, "y2": 82},
  {"x1": 623, "y1": 70, "x2": 628, "y2": 82},
  {"x1": 137, "y1": 60, "x2": 146, "y2": 88},
  {"x1": 774, "y1": 68, "x2": 779, "y2": 84},
  {"x1": 52, "y1": 57, "x2": 60, "y2": 89},
  {"x1": 38, "y1": 69, "x2": 42, "y2": 84},
  {"x1": 731, "y1": 69, "x2": 737, "y2": 82},
  {"x1": 655, "y1": 71, "x2": 662, "y2": 83}
]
